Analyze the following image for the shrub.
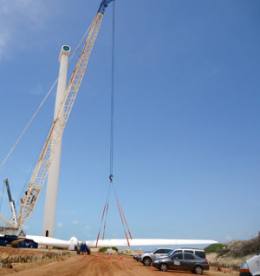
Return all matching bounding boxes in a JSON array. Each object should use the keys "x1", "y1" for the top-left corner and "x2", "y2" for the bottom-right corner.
[
  {"x1": 205, "y1": 243, "x2": 225, "y2": 254},
  {"x1": 210, "y1": 232, "x2": 260, "y2": 258},
  {"x1": 99, "y1": 247, "x2": 108, "y2": 253},
  {"x1": 227, "y1": 236, "x2": 260, "y2": 257},
  {"x1": 99, "y1": 247, "x2": 118, "y2": 253}
]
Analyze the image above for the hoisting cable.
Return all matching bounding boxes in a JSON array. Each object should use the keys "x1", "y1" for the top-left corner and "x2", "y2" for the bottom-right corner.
[
  {"x1": 113, "y1": 186, "x2": 132, "y2": 247},
  {"x1": 95, "y1": 200, "x2": 109, "y2": 247},
  {"x1": 96, "y1": 0, "x2": 116, "y2": 245},
  {"x1": 1, "y1": 25, "x2": 93, "y2": 210},
  {"x1": 115, "y1": 189, "x2": 133, "y2": 239},
  {"x1": 109, "y1": 0, "x2": 116, "y2": 184},
  {"x1": 0, "y1": 80, "x2": 57, "y2": 171},
  {"x1": 96, "y1": 1, "x2": 133, "y2": 247},
  {"x1": 100, "y1": 0, "x2": 116, "y2": 237},
  {"x1": 102, "y1": 201, "x2": 109, "y2": 239},
  {"x1": 95, "y1": 182, "x2": 112, "y2": 247}
]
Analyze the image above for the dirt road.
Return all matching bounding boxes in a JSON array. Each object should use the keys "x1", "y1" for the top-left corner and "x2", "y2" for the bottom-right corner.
[{"x1": 3, "y1": 254, "x2": 239, "y2": 276}]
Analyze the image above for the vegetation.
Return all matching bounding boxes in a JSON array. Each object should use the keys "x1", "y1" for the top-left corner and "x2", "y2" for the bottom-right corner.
[
  {"x1": 206, "y1": 232, "x2": 260, "y2": 258},
  {"x1": 223, "y1": 234, "x2": 260, "y2": 257},
  {"x1": 205, "y1": 243, "x2": 225, "y2": 254},
  {"x1": 204, "y1": 234, "x2": 260, "y2": 271},
  {"x1": 0, "y1": 248, "x2": 73, "y2": 268},
  {"x1": 99, "y1": 247, "x2": 118, "y2": 253}
]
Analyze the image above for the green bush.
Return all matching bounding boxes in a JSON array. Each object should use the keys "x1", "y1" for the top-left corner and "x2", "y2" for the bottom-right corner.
[
  {"x1": 205, "y1": 243, "x2": 225, "y2": 253},
  {"x1": 99, "y1": 247, "x2": 108, "y2": 253},
  {"x1": 99, "y1": 247, "x2": 118, "y2": 253}
]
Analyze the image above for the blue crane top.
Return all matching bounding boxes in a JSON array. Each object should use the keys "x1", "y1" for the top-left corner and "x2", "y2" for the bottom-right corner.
[{"x1": 98, "y1": 0, "x2": 114, "y2": 14}]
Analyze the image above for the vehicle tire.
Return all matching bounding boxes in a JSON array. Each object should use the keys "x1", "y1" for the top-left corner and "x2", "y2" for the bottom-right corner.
[
  {"x1": 143, "y1": 257, "x2": 152, "y2": 266},
  {"x1": 194, "y1": 266, "x2": 203, "y2": 275},
  {"x1": 160, "y1": 263, "x2": 168, "y2": 272}
]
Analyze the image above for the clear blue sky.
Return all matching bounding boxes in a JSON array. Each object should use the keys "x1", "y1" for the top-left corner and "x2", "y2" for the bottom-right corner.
[{"x1": 0, "y1": 0, "x2": 259, "y2": 243}]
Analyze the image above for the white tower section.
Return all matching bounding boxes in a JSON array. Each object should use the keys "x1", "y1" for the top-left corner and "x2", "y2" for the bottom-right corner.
[{"x1": 43, "y1": 45, "x2": 71, "y2": 237}]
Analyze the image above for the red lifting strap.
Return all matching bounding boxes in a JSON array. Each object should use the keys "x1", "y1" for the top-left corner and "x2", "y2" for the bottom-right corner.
[{"x1": 95, "y1": 183, "x2": 133, "y2": 248}]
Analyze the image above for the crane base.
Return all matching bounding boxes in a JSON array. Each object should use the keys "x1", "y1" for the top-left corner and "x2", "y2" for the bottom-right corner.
[{"x1": 0, "y1": 227, "x2": 24, "y2": 236}]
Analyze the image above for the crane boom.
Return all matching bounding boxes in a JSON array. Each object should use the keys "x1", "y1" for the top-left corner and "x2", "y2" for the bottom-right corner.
[
  {"x1": 4, "y1": 179, "x2": 18, "y2": 227},
  {"x1": 14, "y1": 0, "x2": 114, "y2": 231}
]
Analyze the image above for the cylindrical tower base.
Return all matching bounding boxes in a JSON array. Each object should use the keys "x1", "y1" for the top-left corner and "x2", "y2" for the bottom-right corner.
[{"x1": 43, "y1": 45, "x2": 71, "y2": 237}]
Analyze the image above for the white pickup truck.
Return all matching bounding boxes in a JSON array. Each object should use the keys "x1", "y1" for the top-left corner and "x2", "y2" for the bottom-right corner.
[{"x1": 240, "y1": 255, "x2": 260, "y2": 276}]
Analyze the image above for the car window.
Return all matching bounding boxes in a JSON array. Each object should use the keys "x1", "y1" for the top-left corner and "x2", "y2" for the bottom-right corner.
[
  {"x1": 160, "y1": 249, "x2": 172, "y2": 254},
  {"x1": 173, "y1": 250, "x2": 182, "y2": 255},
  {"x1": 195, "y1": 251, "x2": 206, "y2": 259},
  {"x1": 172, "y1": 252, "x2": 183, "y2": 260},
  {"x1": 169, "y1": 250, "x2": 182, "y2": 257},
  {"x1": 184, "y1": 253, "x2": 195, "y2": 260},
  {"x1": 184, "y1": 250, "x2": 193, "y2": 254},
  {"x1": 154, "y1": 249, "x2": 164, "y2": 254}
]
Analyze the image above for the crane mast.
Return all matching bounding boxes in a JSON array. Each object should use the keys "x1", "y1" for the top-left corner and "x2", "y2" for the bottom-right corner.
[
  {"x1": 4, "y1": 179, "x2": 18, "y2": 226},
  {"x1": 0, "y1": 0, "x2": 114, "y2": 235}
]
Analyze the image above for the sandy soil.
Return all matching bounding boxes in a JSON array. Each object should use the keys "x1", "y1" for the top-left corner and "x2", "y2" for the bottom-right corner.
[
  {"x1": 1, "y1": 253, "x2": 239, "y2": 276},
  {"x1": 0, "y1": 247, "x2": 74, "y2": 275}
]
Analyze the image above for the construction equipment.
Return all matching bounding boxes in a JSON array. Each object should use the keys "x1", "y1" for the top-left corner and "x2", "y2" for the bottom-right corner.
[
  {"x1": 4, "y1": 179, "x2": 17, "y2": 227},
  {"x1": 0, "y1": 0, "x2": 114, "y2": 236},
  {"x1": 0, "y1": 179, "x2": 19, "y2": 235}
]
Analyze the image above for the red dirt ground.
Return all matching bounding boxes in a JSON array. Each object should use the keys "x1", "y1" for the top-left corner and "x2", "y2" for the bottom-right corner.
[{"x1": 1, "y1": 253, "x2": 239, "y2": 276}]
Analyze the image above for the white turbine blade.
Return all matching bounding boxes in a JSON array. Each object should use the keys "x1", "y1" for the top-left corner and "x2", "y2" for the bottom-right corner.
[
  {"x1": 26, "y1": 235, "x2": 70, "y2": 249},
  {"x1": 26, "y1": 236, "x2": 218, "y2": 249},
  {"x1": 86, "y1": 238, "x2": 218, "y2": 247}
]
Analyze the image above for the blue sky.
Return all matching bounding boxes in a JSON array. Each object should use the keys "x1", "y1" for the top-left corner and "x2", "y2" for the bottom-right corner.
[{"x1": 0, "y1": 0, "x2": 260, "y2": 243}]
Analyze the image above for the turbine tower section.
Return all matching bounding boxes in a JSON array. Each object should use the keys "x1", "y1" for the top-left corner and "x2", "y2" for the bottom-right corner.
[{"x1": 43, "y1": 45, "x2": 71, "y2": 237}]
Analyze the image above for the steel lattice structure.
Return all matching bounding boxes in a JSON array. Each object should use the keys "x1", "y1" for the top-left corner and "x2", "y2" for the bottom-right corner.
[{"x1": 0, "y1": 0, "x2": 113, "y2": 234}]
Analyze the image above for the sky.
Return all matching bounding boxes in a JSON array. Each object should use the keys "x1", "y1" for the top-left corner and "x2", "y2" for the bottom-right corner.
[{"x1": 0, "y1": 0, "x2": 260, "y2": 243}]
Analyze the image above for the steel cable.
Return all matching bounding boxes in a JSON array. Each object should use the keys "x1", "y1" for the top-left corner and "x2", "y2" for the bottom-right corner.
[
  {"x1": 96, "y1": 2, "x2": 133, "y2": 247},
  {"x1": 0, "y1": 24, "x2": 91, "y2": 172}
]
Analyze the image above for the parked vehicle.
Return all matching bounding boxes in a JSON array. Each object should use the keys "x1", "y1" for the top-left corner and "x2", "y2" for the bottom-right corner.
[
  {"x1": 0, "y1": 235, "x2": 38, "y2": 248},
  {"x1": 140, "y1": 248, "x2": 174, "y2": 266},
  {"x1": 0, "y1": 235, "x2": 18, "y2": 247},
  {"x1": 79, "y1": 242, "x2": 91, "y2": 255},
  {"x1": 169, "y1": 248, "x2": 206, "y2": 259},
  {"x1": 0, "y1": 236, "x2": 8, "y2": 246},
  {"x1": 133, "y1": 254, "x2": 142, "y2": 261},
  {"x1": 240, "y1": 255, "x2": 260, "y2": 276},
  {"x1": 139, "y1": 247, "x2": 206, "y2": 266},
  {"x1": 152, "y1": 251, "x2": 209, "y2": 274},
  {"x1": 14, "y1": 239, "x2": 38, "y2": 248}
]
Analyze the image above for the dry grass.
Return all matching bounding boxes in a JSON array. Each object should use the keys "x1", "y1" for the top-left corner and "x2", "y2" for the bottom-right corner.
[{"x1": 0, "y1": 247, "x2": 75, "y2": 274}]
